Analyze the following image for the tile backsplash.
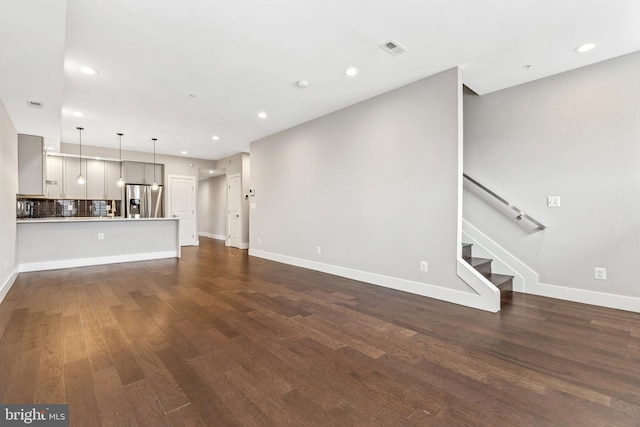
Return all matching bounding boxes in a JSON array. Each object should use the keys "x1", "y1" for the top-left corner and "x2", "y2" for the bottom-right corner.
[{"x1": 17, "y1": 198, "x2": 121, "y2": 219}]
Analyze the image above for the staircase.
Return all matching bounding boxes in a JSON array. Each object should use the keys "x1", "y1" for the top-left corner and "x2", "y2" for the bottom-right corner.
[{"x1": 462, "y1": 243, "x2": 513, "y2": 303}]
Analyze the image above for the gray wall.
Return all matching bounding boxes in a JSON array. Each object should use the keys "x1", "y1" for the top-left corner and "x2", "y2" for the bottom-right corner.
[
  {"x1": 464, "y1": 51, "x2": 640, "y2": 298},
  {"x1": 198, "y1": 175, "x2": 227, "y2": 239},
  {"x1": 250, "y1": 68, "x2": 471, "y2": 293},
  {"x1": 0, "y1": 98, "x2": 18, "y2": 300}
]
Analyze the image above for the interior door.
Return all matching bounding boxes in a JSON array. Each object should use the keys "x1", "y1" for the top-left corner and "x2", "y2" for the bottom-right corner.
[
  {"x1": 169, "y1": 175, "x2": 197, "y2": 246},
  {"x1": 227, "y1": 174, "x2": 241, "y2": 248}
]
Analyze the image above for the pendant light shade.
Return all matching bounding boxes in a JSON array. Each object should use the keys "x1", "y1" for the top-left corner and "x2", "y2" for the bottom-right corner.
[
  {"x1": 151, "y1": 138, "x2": 159, "y2": 190},
  {"x1": 76, "y1": 127, "x2": 85, "y2": 185},
  {"x1": 116, "y1": 133, "x2": 125, "y2": 187}
]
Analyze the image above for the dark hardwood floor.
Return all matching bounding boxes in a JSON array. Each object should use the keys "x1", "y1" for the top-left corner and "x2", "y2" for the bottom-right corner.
[{"x1": 1, "y1": 238, "x2": 639, "y2": 426}]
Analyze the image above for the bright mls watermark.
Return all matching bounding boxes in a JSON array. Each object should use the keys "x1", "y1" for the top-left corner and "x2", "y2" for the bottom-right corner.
[{"x1": 0, "y1": 405, "x2": 68, "y2": 426}]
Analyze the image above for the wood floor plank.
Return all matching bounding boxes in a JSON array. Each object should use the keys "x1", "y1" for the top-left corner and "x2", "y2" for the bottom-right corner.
[
  {"x1": 156, "y1": 347, "x2": 237, "y2": 426},
  {"x1": 2, "y1": 238, "x2": 639, "y2": 425},
  {"x1": 122, "y1": 379, "x2": 170, "y2": 427},
  {"x1": 65, "y1": 358, "x2": 101, "y2": 426},
  {"x1": 34, "y1": 314, "x2": 66, "y2": 404},
  {"x1": 102, "y1": 326, "x2": 146, "y2": 386},
  {"x1": 129, "y1": 337, "x2": 190, "y2": 413},
  {"x1": 93, "y1": 367, "x2": 139, "y2": 427},
  {"x1": 2, "y1": 311, "x2": 44, "y2": 403}
]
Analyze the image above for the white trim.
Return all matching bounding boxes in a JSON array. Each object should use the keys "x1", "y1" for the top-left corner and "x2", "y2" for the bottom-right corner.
[
  {"x1": 227, "y1": 173, "x2": 242, "y2": 249},
  {"x1": 462, "y1": 219, "x2": 539, "y2": 293},
  {"x1": 453, "y1": 70, "x2": 500, "y2": 313},
  {"x1": 462, "y1": 219, "x2": 639, "y2": 313},
  {"x1": 239, "y1": 242, "x2": 249, "y2": 250},
  {"x1": 532, "y1": 282, "x2": 640, "y2": 314},
  {"x1": 18, "y1": 251, "x2": 178, "y2": 273},
  {"x1": 250, "y1": 249, "x2": 499, "y2": 312},
  {"x1": 0, "y1": 270, "x2": 18, "y2": 304},
  {"x1": 199, "y1": 232, "x2": 227, "y2": 241},
  {"x1": 456, "y1": 258, "x2": 501, "y2": 312}
]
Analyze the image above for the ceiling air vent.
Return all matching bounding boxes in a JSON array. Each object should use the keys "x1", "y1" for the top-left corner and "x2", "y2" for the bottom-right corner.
[
  {"x1": 379, "y1": 39, "x2": 407, "y2": 56},
  {"x1": 26, "y1": 100, "x2": 44, "y2": 109}
]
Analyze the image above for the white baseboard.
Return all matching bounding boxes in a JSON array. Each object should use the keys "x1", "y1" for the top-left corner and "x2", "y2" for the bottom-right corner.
[
  {"x1": 0, "y1": 270, "x2": 18, "y2": 304},
  {"x1": 463, "y1": 219, "x2": 639, "y2": 314},
  {"x1": 249, "y1": 249, "x2": 498, "y2": 312},
  {"x1": 199, "y1": 232, "x2": 227, "y2": 241},
  {"x1": 533, "y1": 282, "x2": 640, "y2": 313},
  {"x1": 18, "y1": 251, "x2": 178, "y2": 273}
]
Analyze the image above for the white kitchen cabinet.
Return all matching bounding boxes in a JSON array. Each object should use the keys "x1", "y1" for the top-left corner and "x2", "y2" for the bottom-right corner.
[
  {"x1": 123, "y1": 161, "x2": 145, "y2": 184},
  {"x1": 18, "y1": 134, "x2": 45, "y2": 196},
  {"x1": 86, "y1": 159, "x2": 105, "y2": 199},
  {"x1": 45, "y1": 155, "x2": 63, "y2": 199},
  {"x1": 105, "y1": 161, "x2": 123, "y2": 200},
  {"x1": 63, "y1": 157, "x2": 87, "y2": 199},
  {"x1": 145, "y1": 163, "x2": 163, "y2": 186}
]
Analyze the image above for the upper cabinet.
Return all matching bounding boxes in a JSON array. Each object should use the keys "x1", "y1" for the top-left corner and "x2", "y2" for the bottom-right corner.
[
  {"x1": 145, "y1": 163, "x2": 163, "y2": 186},
  {"x1": 63, "y1": 157, "x2": 87, "y2": 199},
  {"x1": 47, "y1": 155, "x2": 126, "y2": 200},
  {"x1": 86, "y1": 159, "x2": 105, "y2": 199},
  {"x1": 45, "y1": 155, "x2": 63, "y2": 199},
  {"x1": 17, "y1": 134, "x2": 45, "y2": 196},
  {"x1": 104, "y1": 161, "x2": 123, "y2": 200},
  {"x1": 123, "y1": 161, "x2": 145, "y2": 184},
  {"x1": 124, "y1": 161, "x2": 164, "y2": 185}
]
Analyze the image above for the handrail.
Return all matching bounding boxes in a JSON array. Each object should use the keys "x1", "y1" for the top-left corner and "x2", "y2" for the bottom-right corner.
[{"x1": 463, "y1": 174, "x2": 546, "y2": 230}]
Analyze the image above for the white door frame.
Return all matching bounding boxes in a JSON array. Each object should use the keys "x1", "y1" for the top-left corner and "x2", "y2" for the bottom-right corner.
[
  {"x1": 227, "y1": 173, "x2": 242, "y2": 248},
  {"x1": 167, "y1": 174, "x2": 198, "y2": 246}
]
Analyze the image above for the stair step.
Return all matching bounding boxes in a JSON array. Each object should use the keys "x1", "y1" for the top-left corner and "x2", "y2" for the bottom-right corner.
[
  {"x1": 461, "y1": 242, "x2": 514, "y2": 305},
  {"x1": 487, "y1": 273, "x2": 513, "y2": 290},
  {"x1": 462, "y1": 243, "x2": 472, "y2": 260},
  {"x1": 465, "y1": 257, "x2": 492, "y2": 276}
]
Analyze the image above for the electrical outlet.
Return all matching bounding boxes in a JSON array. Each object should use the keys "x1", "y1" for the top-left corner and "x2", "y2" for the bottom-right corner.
[
  {"x1": 4, "y1": 259, "x2": 7, "y2": 270},
  {"x1": 547, "y1": 196, "x2": 561, "y2": 207},
  {"x1": 98, "y1": 232, "x2": 104, "y2": 240},
  {"x1": 258, "y1": 238, "x2": 262, "y2": 245},
  {"x1": 316, "y1": 246, "x2": 321, "y2": 255},
  {"x1": 420, "y1": 261, "x2": 428, "y2": 272},
  {"x1": 594, "y1": 267, "x2": 606, "y2": 280}
]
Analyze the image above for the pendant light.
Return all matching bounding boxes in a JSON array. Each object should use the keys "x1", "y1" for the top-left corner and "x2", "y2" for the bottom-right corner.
[
  {"x1": 151, "y1": 138, "x2": 158, "y2": 190},
  {"x1": 76, "y1": 127, "x2": 85, "y2": 184},
  {"x1": 116, "y1": 133, "x2": 125, "y2": 187}
]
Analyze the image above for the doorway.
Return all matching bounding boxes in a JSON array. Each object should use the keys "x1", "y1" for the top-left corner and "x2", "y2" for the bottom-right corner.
[
  {"x1": 227, "y1": 173, "x2": 241, "y2": 248},
  {"x1": 168, "y1": 175, "x2": 197, "y2": 246}
]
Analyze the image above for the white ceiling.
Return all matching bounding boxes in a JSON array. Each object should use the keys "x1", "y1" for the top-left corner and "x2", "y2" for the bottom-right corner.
[{"x1": 1, "y1": 0, "x2": 639, "y2": 160}]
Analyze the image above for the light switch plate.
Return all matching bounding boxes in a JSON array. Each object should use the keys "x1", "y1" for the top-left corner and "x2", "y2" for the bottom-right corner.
[
  {"x1": 547, "y1": 196, "x2": 561, "y2": 207},
  {"x1": 594, "y1": 267, "x2": 607, "y2": 280}
]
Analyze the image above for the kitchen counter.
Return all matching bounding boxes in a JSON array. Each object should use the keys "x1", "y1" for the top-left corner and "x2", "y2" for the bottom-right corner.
[
  {"x1": 17, "y1": 217, "x2": 180, "y2": 272},
  {"x1": 17, "y1": 216, "x2": 176, "y2": 223}
]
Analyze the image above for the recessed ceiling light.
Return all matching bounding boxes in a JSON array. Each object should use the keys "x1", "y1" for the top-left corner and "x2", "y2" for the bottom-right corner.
[
  {"x1": 209, "y1": 170, "x2": 214, "y2": 174},
  {"x1": 95, "y1": 157, "x2": 101, "y2": 160},
  {"x1": 296, "y1": 80, "x2": 310, "y2": 88},
  {"x1": 181, "y1": 150, "x2": 187, "y2": 155},
  {"x1": 258, "y1": 112, "x2": 267, "y2": 119},
  {"x1": 73, "y1": 111, "x2": 85, "y2": 117},
  {"x1": 80, "y1": 66, "x2": 98, "y2": 75},
  {"x1": 574, "y1": 43, "x2": 595, "y2": 53},
  {"x1": 46, "y1": 146, "x2": 54, "y2": 151},
  {"x1": 212, "y1": 135, "x2": 220, "y2": 141},
  {"x1": 344, "y1": 67, "x2": 359, "y2": 77}
]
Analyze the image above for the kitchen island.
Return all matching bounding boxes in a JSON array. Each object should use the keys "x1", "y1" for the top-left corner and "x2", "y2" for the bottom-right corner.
[{"x1": 17, "y1": 217, "x2": 180, "y2": 272}]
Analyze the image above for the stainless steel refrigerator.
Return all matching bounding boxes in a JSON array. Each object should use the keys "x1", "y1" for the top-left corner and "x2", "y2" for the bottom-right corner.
[{"x1": 125, "y1": 184, "x2": 164, "y2": 218}]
